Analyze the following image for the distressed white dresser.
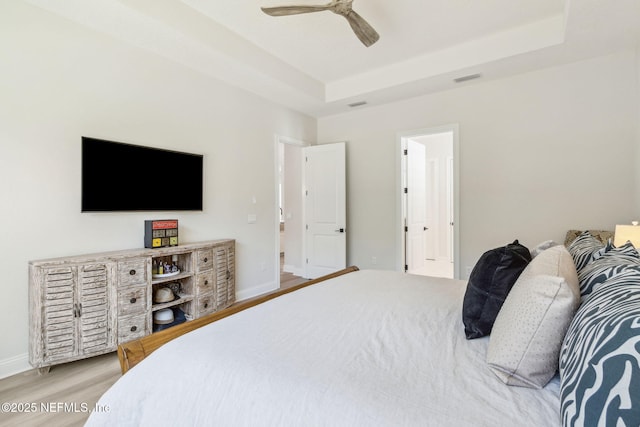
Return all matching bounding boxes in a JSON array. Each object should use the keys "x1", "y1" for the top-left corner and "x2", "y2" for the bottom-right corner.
[{"x1": 29, "y1": 239, "x2": 235, "y2": 373}]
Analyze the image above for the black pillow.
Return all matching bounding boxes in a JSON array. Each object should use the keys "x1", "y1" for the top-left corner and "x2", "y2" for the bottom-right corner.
[{"x1": 462, "y1": 240, "x2": 531, "y2": 339}]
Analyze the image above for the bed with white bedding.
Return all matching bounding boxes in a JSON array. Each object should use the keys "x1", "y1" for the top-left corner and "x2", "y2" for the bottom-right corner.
[{"x1": 86, "y1": 269, "x2": 562, "y2": 426}]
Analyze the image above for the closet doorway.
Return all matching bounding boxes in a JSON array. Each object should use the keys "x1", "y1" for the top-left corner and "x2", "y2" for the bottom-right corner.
[{"x1": 399, "y1": 125, "x2": 460, "y2": 279}]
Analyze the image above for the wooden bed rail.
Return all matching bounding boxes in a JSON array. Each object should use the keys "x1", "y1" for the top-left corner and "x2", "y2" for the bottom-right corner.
[{"x1": 117, "y1": 266, "x2": 360, "y2": 374}]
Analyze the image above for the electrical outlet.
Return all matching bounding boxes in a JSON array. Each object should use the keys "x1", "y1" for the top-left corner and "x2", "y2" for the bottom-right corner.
[{"x1": 371, "y1": 256, "x2": 378, "y2": 265}]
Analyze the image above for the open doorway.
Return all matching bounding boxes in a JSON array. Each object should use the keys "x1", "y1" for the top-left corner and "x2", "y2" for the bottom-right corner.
[
  {"x1": 399, "y1": 125, "x2": 460, "y2": 279},
  {"x1": 275, "y1": 138, "x2": 348, "y2": 288},
  {"x1": 275, "y1": 136, "x2": 307, "y2": 290}
]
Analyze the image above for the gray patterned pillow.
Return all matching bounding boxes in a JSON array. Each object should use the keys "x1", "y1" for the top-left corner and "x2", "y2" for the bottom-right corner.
[
  {"x1": 559, "y1": 266, "x2": 640, "y2": 426},
  {"x1": 530, "y1": 240, "x2": 560, "y2": 258}
]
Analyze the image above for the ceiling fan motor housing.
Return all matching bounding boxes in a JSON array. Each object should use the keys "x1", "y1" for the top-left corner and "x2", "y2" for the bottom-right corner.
[{"x1": 332, "y1": 0, "x2": 353, "y2": 16}]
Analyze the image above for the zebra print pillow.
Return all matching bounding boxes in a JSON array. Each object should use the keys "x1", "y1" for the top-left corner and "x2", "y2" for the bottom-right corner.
[
  {"x1": 559, "y1": 267, "x2": 640, "y2": 427},
  {"x1": 577, "y1": 242, "x2": 640, "y2": 297},
  {"x1": 602, "y1": 241, "x2": 640, "y2": 261},
  {"x1": 568, "y1": 231, "x2": 606, "y2": 273}
]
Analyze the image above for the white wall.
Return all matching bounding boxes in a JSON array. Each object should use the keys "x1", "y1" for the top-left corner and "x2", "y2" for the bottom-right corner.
[
  {"x1": 0, "y1": 2, "x2": 315, "y2": 376},
  {"x1": 318, "y1": 50, "x2": 639, "y2": 275},
  {"x1": 636, "y1": 46, "x2": 640, "y2": 217}
]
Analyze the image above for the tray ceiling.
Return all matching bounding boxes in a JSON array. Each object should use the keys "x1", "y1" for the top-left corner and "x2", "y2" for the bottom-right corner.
[{"x1": 23, "y1": 0, "x2": 640, "y2": 116}]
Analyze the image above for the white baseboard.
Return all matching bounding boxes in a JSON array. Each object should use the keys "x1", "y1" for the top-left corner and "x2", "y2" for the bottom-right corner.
[
  {"x1": 0, "y1": 353, "x2": 31, "y2": 380},
  {"x1": 236, "y1": 280, "x2": 277, "y2": 302}
]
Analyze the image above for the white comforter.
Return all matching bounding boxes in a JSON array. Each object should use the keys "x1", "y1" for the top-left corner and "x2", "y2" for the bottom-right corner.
[{"x1": 87, "y1": 270, "x2": 560, "y2": 426}]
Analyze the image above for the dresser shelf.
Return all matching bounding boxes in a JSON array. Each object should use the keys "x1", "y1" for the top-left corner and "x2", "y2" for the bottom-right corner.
[
  {"x1": 152, "y1": 271, "x2": 192, "y2": 285},
  {"x1": 151, "y1": 294, "x2": 195, "y2": 312}
]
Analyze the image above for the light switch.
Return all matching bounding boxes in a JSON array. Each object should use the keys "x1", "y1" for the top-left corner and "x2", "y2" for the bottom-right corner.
[{"x1": 248, "y1": 214, "x2": 257, "y2": 224}]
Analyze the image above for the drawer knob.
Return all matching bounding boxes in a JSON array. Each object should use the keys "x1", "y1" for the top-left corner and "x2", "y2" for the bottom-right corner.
[
  {"x1": 129, "y1": 269, "x2": 136, "y2": 276},
  {"x1": 130, "y1": 326, "x2": 137, "y2": 332},
  {"x1": 204, "y1": 303, "x2": 208, "y2": 308},
  {"x1": 203, "y1": 257, "x2": 208, "y2": 263},
  {"x1": 204, "y1": 280, "x2": 209, "y2": 286},
  {"x1": 130, "y1": 297, "x2": 137, "y2": 304}
]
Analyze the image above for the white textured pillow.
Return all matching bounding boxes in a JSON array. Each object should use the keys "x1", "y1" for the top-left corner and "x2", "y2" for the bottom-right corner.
[{"x1": 486, "y1": 245, "x2": 580, "y2": 389}]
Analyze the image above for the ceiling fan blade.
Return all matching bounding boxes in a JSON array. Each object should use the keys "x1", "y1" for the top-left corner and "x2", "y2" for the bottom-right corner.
[
  {"x1": 342, "y1": 10, "x2": 379, "y2": 47},
  {"x1": 261, "y1": 6, "x2": 331, "y2": 16}
]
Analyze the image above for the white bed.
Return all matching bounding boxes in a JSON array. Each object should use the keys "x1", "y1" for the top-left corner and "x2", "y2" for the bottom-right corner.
[{"x1": 86, "y1": 270, "x2": 561, "y2": 426}]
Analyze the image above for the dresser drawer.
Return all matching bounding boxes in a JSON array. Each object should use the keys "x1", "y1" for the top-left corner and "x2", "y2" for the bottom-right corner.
[
  {"x1": 196, "y1": 249, "x2": 213, "y2": 272},
  {"x1": 118, "y1": 259, "x2": 148, "y2": 287},
  {"x1": 117, "y1": 314, "x2": 147, "y2": 343},
  {"x1": 196, "y1": 294, "x2": 215, "y2": 317},
  {"x1": 196, "y1": 271, "x2": 214, "y2": 294},
  {"x1": 117, "y1": 286, "x2": 148, "y2": 316}
]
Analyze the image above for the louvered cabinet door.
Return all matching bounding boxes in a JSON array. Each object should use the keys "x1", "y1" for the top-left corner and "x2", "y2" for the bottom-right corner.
[
  {"x1": 32, "y1": 263, "x2": 115, "y2": 367},
  {"x1": 41, "y1": 267, "x2": 77, "y2": 364},
  {"x1": 77, "y1": 264, "x2": 115, "y2": 355},
  {"x1": 214, "y1": 243, "x2": 236, "y2": 310},
  {"x1": 225, "y1": 243, "x2": 235, "y2": 305}
]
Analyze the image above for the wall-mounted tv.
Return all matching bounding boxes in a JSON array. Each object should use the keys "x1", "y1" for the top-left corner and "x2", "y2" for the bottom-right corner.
[{"x1": 82, "y1": 137, "x2": 203, "y2": 212}]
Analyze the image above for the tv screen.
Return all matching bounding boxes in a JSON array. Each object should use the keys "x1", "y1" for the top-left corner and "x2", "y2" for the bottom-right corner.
[{"x1": 82, "y1": 137, "x2": 203, "y2": 212}]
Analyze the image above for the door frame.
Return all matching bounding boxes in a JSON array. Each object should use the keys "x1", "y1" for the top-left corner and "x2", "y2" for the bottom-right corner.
[
  {"x1": 396, "y1": 124, "x2": 461, "y2": 279},
  {"x1": 274, "y1": 135, "x2": 309, "y2": 288}
]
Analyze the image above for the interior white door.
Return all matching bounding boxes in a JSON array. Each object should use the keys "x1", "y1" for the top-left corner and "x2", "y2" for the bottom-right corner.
[
  {"x1": 304, "y1": 143, "x2": 346, "y2": 279},
  {"x1": 424, "y1": 158, "x2": 438, "y2": 261},
  {"x1": 446, "y1": 156, "x2": 454, "y2": 263},
  {"x1": 406, "y1": 140, "x2": 426, "y2": 274}
]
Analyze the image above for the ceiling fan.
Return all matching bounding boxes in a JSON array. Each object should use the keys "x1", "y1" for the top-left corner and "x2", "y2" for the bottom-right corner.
[{"x1": 261, "y1": 0, "x2": 380, "y2": 47}]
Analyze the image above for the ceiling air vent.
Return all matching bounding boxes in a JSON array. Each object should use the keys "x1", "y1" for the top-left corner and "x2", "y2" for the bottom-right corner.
[
  {"x1": 348, "y1": 101, "x2": 367, "y2": 108},
  {"x1": 453, "y1": 73, "x2": 482, "y2": 83}
]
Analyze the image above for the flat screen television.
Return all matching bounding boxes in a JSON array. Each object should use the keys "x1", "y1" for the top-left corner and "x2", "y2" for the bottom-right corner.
[{"x1": 82, "y1": 137, "x2": 203, "y2": 212}]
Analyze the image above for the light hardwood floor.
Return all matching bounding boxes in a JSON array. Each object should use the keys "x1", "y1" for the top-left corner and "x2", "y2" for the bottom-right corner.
[
  {"x1": 280, "y1": 253, "x2": 308, "y2": 289},
  {"x1": 0, "y1": 261, "x2": 308, "y2": 426},
  {"x1": 0, "y1": 352, "x2": 121, "y2": 426},
  {"x1": 280, "y1": 268, "x2": 309, "y2": 289}
]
